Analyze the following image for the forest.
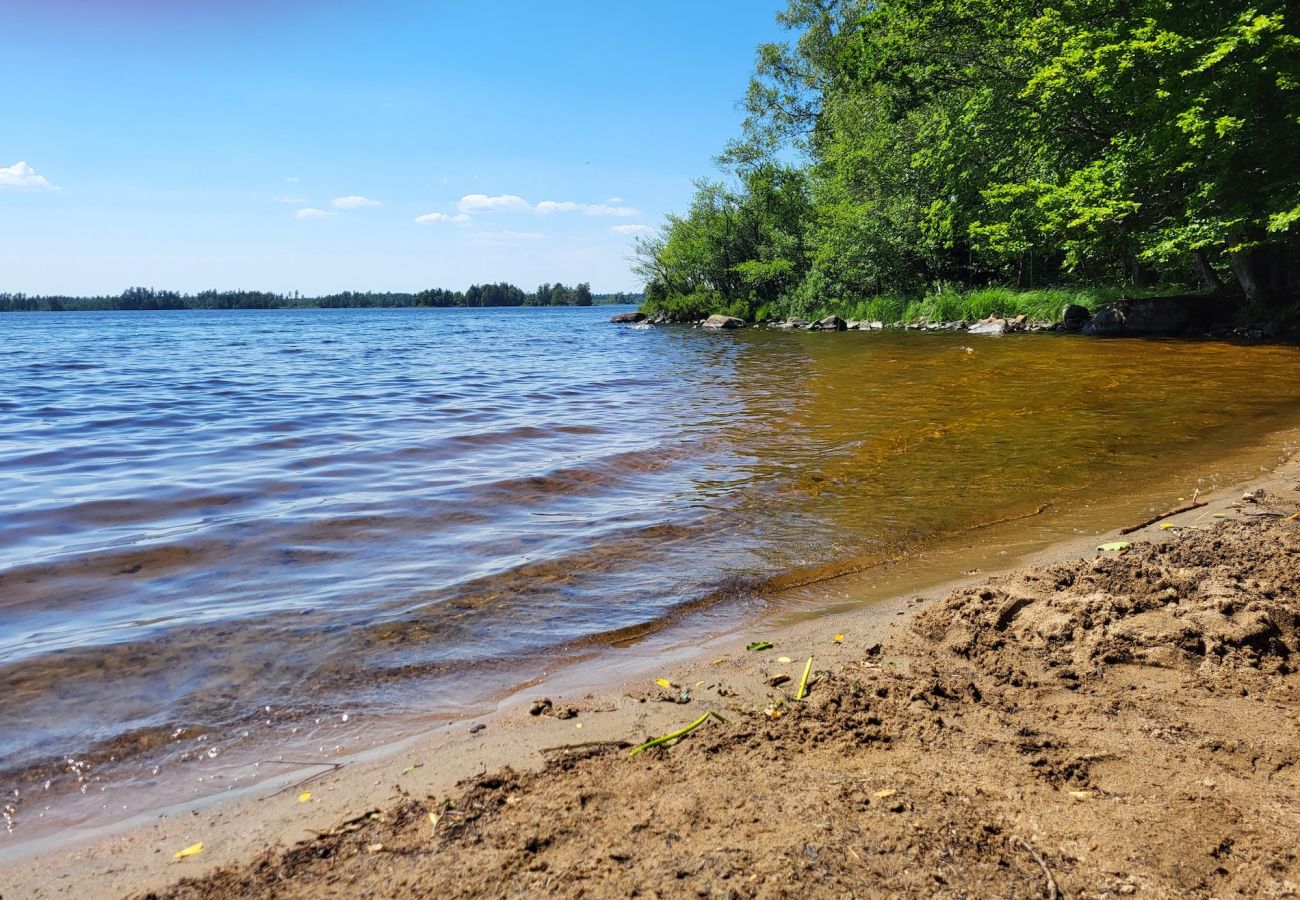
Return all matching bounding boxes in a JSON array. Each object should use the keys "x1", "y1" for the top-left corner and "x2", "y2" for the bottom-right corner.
[
  {"x1": 0, "y1": 284, "x2": 642, "y2": 312},
  {"x1": 635, "y1": 0, "x2": 1300, "y2": 323}
]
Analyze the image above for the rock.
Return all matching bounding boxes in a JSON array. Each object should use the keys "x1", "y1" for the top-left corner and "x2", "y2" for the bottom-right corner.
[
  {"x1": 813, "y1": 315, "x2": 847, "y2": 331},
  {"x1": 774, "y1": 318, "x2": 809, "y2": 329},
  {"x1": 1061, "y1": 304, "x2": 1091, "y2": 332},
  {"x1": 1009, "y1": 314, "x2": 1028, "y2": 331},
  {"x1": 867, "y1": 321, "x2": 885, "y2": 330},
  {"x1": 702, "y1": 315, "x2": 745, "y2": 329},
  {"x1": 609, "y1": 311, "x2": 646, "y2": 324},
  {"x1": 1082, "y1": 296, "x2": 1231, "y2": 337},
  {"x1": 846, "y1": 320, "x2": 863, "y2": 330},
  {"x1": 968, "y1": 316, "x2": 1009, "y2": 335}
]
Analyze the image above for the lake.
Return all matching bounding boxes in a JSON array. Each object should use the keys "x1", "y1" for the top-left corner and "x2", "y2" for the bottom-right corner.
[{"x1": 3, "y1": 305, "x2": 1300, "y2": 835}]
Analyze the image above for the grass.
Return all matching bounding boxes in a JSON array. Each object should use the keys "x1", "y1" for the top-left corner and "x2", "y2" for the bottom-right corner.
[
  {"x1": 642, "y1": 283, "x2": 1199, "y2": 325},
  {"x1": 833, "y1": 284, "x2": 1191, "y2": 326}
]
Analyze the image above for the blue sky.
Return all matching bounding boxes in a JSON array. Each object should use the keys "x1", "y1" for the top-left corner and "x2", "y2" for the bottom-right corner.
[{"x1": 0, "y1": 1, "x2": 789, "y2": 295}]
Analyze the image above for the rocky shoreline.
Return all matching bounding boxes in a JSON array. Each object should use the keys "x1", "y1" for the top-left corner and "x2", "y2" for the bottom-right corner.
[{"x1": 612, "y1": 296, "x2": 1295, "y2": 341}]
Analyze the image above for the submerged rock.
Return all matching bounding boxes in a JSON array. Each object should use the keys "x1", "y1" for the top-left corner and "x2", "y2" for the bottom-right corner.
[
  {"x1": 813, "y1": 315, "x2": 847, "y2": 331},
  {"x1": 609, "y1": 311, "x2": 646, "y2": 324},
  {"x1": 702, "y1": 314, "x2": 746, "y2": 330}
]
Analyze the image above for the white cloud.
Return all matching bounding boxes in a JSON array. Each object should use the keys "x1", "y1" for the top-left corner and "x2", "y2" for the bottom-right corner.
[
  {"x1": 457, "y1": 193, "x2": 530, "y2": 214},
  {"x1": 536, "y1": 199, "x2": 639, "y2": 217},
  {"x1": 415, "y1": 211, "x2": 470, "y2": 224},
  {"x1": 276, "y1": 195, "x2": 308, "y2": 204},
  {"x1": 606, "y1": 196, "x2": 623, "y2": 204},
  {"x1": 331, "y1": 195, "x2": 381, "y2": 208},
  {"x1": 535, "y1": 200, "x2": 579, "y2": 215},
  {"x1": 295, "y1": 208, "x2": 336, "y2": 220},
  {"x1": 285, "y1": 176, "x2": 300, "y2": 183},
  {"x1": 584, "y1": 203, "x2": 639, "y2": 217},
  {"x1": 609, "y1": 224, "x2": 651, "y2": 235},
  {"x1": 0, "y1": 161, "x2": 54, "y2": 190}
]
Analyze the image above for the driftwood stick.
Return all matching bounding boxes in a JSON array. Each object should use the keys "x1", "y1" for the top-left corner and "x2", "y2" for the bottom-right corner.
[
  {"x1": 1014, "y1": 838, "x2": 1059, "y2": 900},
  {"x1": 537, "y1": 740, "x2": 631, "y2": 754},
  {"x1": 1120, "y1": 500, "x2": 1207, "y2": 534},
  {"x1": 266, "y1": 761, "x2": 346, "y2": 798}
]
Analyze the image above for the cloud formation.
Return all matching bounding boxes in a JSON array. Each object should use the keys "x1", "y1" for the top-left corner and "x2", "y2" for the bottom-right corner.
[
  {"x1": 458, "y1": 193, "x2": 530, "y2": 214},
  {"x1": 537, "y1": 199, "x2": 639, "y2": 217},
  {"x1": 0, "y1": 161, "x2": 54, "y2": 190},
  {"x1": 609, "y1": 224, "x2": 651, "y2": 235},
  {"x1": 415, "y1": 212, "x2": 470, "y2": 224},
  {"x1": 295, "y1": 208, "x2": 335, "y2": 220},
  {"x1": 331, "y1": 195, "x2": 381, "y2": 208}
]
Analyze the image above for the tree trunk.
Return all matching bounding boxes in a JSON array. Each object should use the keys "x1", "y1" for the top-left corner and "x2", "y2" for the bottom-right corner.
[{"x1": 1193, "y1": 249, "x2": 1225, "y2": 294}]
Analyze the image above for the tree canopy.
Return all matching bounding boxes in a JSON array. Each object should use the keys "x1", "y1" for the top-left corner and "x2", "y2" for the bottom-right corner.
[{"x1": 637, "y1": 0, "x2": 1300, "y2": 320}]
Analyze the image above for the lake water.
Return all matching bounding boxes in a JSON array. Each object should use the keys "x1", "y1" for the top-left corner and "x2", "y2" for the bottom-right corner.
[{"x1": 3, "y1": 305, "x2": 1300, "y2": 835}]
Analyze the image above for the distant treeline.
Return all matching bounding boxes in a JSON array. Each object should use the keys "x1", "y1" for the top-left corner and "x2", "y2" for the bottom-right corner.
[{"x1": 0, "y1": 284, "x2": 644, "y2": 312}]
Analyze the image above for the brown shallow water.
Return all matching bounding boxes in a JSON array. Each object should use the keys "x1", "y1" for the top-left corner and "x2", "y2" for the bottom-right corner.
[{"x1": 2, "y1": 306, "x2": 1300, "y2": 841}]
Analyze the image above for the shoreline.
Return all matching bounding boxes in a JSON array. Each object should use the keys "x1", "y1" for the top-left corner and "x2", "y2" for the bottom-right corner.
[{"x1": 3, "y1": 424, "x2": 1298, "y2": 897}]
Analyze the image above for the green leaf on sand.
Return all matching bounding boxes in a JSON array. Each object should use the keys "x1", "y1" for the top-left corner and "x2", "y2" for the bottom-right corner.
[
  {"x1": 628, "y1": 711, "x2": 729, "y2": 757},
  {"x1": 746, "y1": 641, "x2": 772, "y2": 652}
]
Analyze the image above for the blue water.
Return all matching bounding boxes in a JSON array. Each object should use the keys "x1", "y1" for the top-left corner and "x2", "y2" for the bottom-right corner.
[{"x1": 3, "y1": 305, "x2": 1300, "y2": 810}]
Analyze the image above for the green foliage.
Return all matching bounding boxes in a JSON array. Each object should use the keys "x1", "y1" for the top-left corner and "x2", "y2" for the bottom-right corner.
[
  {"x1": 1, "y1": 283, "x2": 634, "y2": 313},
  {"x1": 638, "y1": 0, "x2": 1300, "y2": 319}
]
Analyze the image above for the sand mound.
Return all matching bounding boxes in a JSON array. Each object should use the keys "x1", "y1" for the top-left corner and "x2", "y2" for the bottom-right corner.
[{"x1": 147, "y1": 515, "x2": 1300, "y2": 900}]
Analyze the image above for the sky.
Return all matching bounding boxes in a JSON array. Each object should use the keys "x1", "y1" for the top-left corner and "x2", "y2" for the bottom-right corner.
[{"x1": 0, "y1": 1, "x2": 790, "y2": 296}]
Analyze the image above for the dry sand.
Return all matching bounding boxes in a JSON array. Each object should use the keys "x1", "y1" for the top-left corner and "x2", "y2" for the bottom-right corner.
[{"x1": 4, "y1": 452, "x2": 1300, "y2": 899}]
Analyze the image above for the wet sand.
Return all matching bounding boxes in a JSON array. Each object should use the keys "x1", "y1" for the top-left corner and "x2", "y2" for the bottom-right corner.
[{"x1": 3, "y1": 432, "x2": 1299, "y2": 898}]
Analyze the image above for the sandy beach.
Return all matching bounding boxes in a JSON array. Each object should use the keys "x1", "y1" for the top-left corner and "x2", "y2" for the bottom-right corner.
[{"x1": 0, "y1": 428, "x2": 1295, "y2": 899}]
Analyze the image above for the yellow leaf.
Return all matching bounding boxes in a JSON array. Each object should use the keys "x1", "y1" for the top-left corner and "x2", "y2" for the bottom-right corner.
[
  {"x1": 655, "y1": 678, "x2": 673, "y2": 689},
  {"x1": 428, "y1": 812, "x2": 440, "y2": 828},
  {"x1": 1159, "y1": 522, "x2": 1177, "y2": 530},
  {"x1": 873, "y1": 789, "x2": 896, "y2": 799},
  {"x1": 833, "y1": 634, "x2": 844, "y2": 643},
  {"x1": 173, "y1": 842, "x2": 204, "y2": 860},
  {"x1": 298, "y1": 791, "x2": 312, "y2": 803}
]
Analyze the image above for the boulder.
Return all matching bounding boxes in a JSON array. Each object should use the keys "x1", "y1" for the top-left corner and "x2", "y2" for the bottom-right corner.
[
  {"x1": 846, "y1": 320, "x2": 863, "y2": 330},
  {"x1": 702, "y1": 314, "x2": 746, "y2": 330},
  {"x1": 609, "y1": 311, "x2": 646, "y2": 324},
  {"x1": 968, "y1": 316, "x2": 1009, "y2": 335},
  {"x1": 1061, "y1": 304, "x2": 1091, "y2": 332},
  {"x1": 814, "y1": 315, "x2": 847, "y2": 331},
  {"x1": 1082, "y1": 296, "x2": 1231, "y2": 337},
  {"x1": 867, "y1": 321, "x2": 885, "y2": 331}
]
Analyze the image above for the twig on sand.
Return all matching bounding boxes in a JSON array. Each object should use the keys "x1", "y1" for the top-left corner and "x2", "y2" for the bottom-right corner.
[
  {"x1": 628, "y1": 711, "x2": 728, "y2": 757},
  {"x1": 1120, "y1": 490, "x2": 1206, "y2": 534},
  {"x1": 266, "y1": 761, "x2": 346, "y2": 798},
  {"x1": 538, "y1": 740, "x2": 631, "y2": 754},
  {"x1": 1013, "y1": 838, "x2": 1059, "y2": 900},
  {"x1": 961, "y1": 502, "x2": 1051, "y2": 534},
  {"x1": 796, "y1": 656, "x2": 815, "y2": 701}
]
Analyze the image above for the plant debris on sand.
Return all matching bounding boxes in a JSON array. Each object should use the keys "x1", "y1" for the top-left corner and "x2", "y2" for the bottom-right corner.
[{"x1": 148, "y1": 511, "x2": 1300, "y2": 899}]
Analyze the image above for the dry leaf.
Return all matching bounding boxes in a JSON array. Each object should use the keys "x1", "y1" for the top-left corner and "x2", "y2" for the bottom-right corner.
[
  {"x1": 173, "y1": 842, "x2": 204, "y2": 860},
  {"x1": 298, "y1": 791, "x2": 312, "y2": 803}
]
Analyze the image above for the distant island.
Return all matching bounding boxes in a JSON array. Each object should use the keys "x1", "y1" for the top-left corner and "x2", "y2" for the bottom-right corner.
[{"x1": 0, "y1": 284, "x2": 643, "y2": 312}]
